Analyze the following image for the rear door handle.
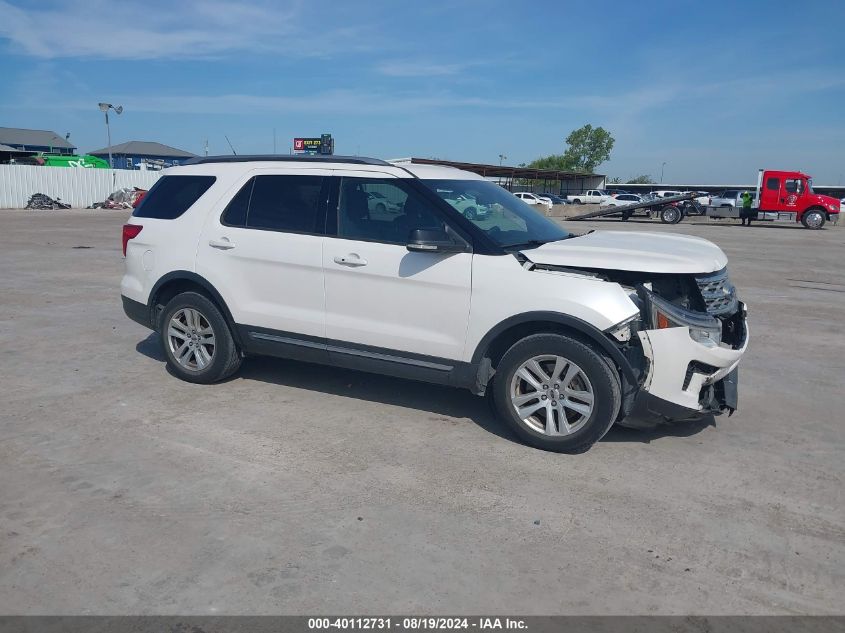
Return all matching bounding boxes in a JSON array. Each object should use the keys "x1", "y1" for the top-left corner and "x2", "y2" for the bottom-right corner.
[
  {"x1": 333, "y1": 254, "x2": 368, "y2": 267},
  {"x1": 209, "y1": 238, "x2": 235, "y2": 250}
]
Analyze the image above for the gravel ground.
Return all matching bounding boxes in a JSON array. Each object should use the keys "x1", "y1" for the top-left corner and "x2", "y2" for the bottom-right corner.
[{"x1": 0, "y1": 208, "x2": 842, "y2": 615}]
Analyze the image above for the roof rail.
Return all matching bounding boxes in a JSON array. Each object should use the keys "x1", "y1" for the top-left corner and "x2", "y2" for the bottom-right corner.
[{"x1": 182, "y1": 154, "x2": 392, "y2": 166}]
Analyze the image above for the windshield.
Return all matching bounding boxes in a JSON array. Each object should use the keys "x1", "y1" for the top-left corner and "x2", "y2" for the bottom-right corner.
[{"x1": 421, "y1": 179, "x2": 571, "y2": 248}]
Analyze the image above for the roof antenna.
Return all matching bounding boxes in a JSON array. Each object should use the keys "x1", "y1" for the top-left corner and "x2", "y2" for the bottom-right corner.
[{"x1": 224, "y1": 135, "x2": 237, "y2": 156}]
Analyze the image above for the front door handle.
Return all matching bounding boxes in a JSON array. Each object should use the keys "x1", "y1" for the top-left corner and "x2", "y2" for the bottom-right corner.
[
  {"x1": 209, "y1": 238, "x2": 235, "y2": 250},
  {"x1": 333, "y1": 254, "x2": 368, "y2": 267}
]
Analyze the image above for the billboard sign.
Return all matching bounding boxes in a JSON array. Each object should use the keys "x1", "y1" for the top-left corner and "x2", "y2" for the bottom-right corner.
[{"x1": 293, "y1": 134, "x2": 333, "y2": 155}]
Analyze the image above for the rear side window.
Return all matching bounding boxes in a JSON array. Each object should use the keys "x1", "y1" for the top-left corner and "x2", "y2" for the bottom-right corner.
[
  {"x1": 221, "y1": 175, "x2": 324, "y2": 233},
  {"x1": 133, "y1": 175, "x2": 215, "y2": 219},
  {"x1": 766, "y1": 177, "x2": 779, "y2": 191},
  {"x1": 221, "y1": 179, "x2": 253, "y2": 227}
]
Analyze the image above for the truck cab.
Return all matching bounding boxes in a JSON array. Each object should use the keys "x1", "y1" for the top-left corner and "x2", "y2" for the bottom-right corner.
[{"x1": 756, "y1": 170, "x2": 840, "y2": 229}]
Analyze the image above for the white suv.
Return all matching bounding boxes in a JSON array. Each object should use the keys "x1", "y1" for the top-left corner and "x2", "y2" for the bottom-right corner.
[{"x1": 121, "y1": 156, "x2": 748, "y2": 453}]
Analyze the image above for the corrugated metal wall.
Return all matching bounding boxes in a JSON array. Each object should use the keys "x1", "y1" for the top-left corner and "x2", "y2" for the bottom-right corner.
[{"x1": 0, "y1": 166, "x2": 162, "y2": 208}]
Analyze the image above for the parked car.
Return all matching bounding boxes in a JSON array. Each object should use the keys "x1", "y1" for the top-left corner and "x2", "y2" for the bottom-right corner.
[
  {"x1": 121, "y1": 155, "x2": 748, "y2": 453},
  {"x1": 566, "y1": 190, "x2": 611, "y2": 204},
  {"x1": 653, "y1": 190, "x2": 683, "y2": 199},
  {"x1": 605, "y1": 188, "x2": 630, "y2": 197},
  {"x1": 514, "y1": 192, "x2": 552, "y2": 209},
  {"x1": 537, "y1": 193, "x2": 568, "y2": 205},
  {"x1": 602, "y1": 193, "x2": 643, "y2": 207},
  {"x1": 710, "y1": 190, "x2": 747, "y2": 207},
  {"x1": 367, "y1": 191, "x2": 402, "y2": 214},
  {"x1": 447, "y1": 193, "x2": 490, "y2": 220}
]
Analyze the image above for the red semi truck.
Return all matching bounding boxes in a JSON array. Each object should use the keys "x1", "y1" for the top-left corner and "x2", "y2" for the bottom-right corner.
[{"x1": 703, "y1": 169, "x2": 840, "y2": 229}]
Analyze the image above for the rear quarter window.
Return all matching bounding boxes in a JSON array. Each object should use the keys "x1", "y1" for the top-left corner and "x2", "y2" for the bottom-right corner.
[{"x1": 132, "y1": 175, "x2": 216, "y2": 219}]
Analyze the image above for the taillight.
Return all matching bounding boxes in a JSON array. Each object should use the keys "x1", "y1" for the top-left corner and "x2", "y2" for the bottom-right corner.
[{"x1": 122, "y1": 224, "x2": 143, "y2": 256}]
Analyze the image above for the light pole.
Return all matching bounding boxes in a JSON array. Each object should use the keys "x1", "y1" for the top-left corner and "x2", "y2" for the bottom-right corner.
[
  {"x1": 98, "y1": 103, "x2": 123, "y2": 168},
  {"x1": 660, "y1": 161, "x2": 667, "y2": 184},
  {"x1": 499, "y1": 154, "x2": 507, "y2": 166}
]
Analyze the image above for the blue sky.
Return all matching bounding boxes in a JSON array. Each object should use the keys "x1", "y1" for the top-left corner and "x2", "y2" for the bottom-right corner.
[{"x1": 1, "y1": 0, "x2": 843, "y2": 183}]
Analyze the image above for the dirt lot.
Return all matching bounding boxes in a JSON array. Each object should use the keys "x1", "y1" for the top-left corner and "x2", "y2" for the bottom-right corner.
[{"x1": 0, "y1": 209, "x2": 842, "y2": 615}]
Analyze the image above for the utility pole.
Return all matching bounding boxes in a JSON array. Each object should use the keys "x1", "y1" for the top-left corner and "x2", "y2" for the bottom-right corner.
[
  {"x1": 273, "y1": 128, "x2": 277, "y2": 154},
  {"x1": 660, "y1": 162, "x2": 667, "y2": 183},
  {"x1": 98, "y1": 103, "x2": 123, "y2": 168},
  {"x1": 499, "y1": 154, "x2": 507, "y2": 166},
  {"x1": 204, "y1": 139, "x2": 209, "y2": 156}
]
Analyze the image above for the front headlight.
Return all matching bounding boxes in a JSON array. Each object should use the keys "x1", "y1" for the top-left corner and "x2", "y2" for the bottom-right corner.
[{"x1": 642, "y1": 289, "x2": 722, "y2": 346}]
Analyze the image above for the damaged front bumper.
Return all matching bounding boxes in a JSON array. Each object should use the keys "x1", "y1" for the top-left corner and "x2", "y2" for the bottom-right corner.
[{"x1": 624, "y1": 300, "x2": 748, "y2": 425}]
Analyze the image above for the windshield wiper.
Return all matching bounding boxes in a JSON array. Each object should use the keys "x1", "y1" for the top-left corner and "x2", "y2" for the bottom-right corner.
[
  {"x1": 504, "y1": 236, "x2": 574, "y2": 250},
  {"x1": 503, "y1": 239, "x2": 548, "y2": 250}
]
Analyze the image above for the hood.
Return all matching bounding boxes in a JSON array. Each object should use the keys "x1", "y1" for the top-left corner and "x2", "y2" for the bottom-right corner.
[
  {"x1": 523, "y1": 231, "x2": 728, "y2": 274},
  {"x1": 813, "y1": 193, "x2": 840, "y2": 209}
]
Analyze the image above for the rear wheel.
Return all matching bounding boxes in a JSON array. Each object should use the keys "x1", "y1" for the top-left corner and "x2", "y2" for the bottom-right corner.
[
  {"x1": 491, "y1": 334, "x2": 621, "y2": 453},
  {"x1": 375, "y1": 202, "x2": 386, "y2": 214},
  {"x1": 160, "y1": 292, "x2": 241, "y2": 384},
  {"x1": 801, "y1": 208, "x2": 826, "y2": 229},
  {"x1": 572, "y1": 198, "x2": 582, "y2": 204},
  {"x1": 660, "y1": 205, "x2": 682, "y2": 224}
]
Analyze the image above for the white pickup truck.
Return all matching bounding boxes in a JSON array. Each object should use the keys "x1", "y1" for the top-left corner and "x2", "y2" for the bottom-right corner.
[{"x1": 567, "y1": 190, "x2": 611, "y2": 204}]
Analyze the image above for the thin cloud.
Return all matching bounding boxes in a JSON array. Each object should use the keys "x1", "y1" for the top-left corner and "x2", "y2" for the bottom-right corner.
[
  {"x1": 376, "y1": 60, "x2": 470, "y2": 77},
  {"x1": 0, "y1": 0, "x2": 372, "y2": 59}
]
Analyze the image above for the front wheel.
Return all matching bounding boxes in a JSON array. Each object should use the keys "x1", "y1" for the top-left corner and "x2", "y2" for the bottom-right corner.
[
  {"x1": 160, "y1": 292, "x2": 242, "y2": 384},
  {"x1": 801, "y1": 209, "x2": 826, "y2": 229},
  {"x1": 491, "y1": 333, "x2": 621, "y2": 453},
  {"x1": 464, "y1": 206, "x2": 477, "y2": 220}
]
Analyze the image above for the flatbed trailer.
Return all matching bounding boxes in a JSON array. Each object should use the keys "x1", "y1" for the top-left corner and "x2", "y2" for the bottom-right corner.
[{"x1": 568, "y1": 192, "x2": 700, "y2": 224}]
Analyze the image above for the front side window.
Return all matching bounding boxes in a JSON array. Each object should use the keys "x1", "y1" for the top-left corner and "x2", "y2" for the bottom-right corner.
[
  {"x1": 337, "y1": 178, "x2": 445, "y2": 244},
  {"x1": 422, "y1": 179, "x2": 571, "y2": 249},
  {"x1": 220, "y1": 175, "x2": 324, "y2": 232},
  {"x1": 784, "y1": 179, "x2": 804, "y2": 194},
  {"x1": 133, "y1": 175, "x2": 216, "y2": 219}
]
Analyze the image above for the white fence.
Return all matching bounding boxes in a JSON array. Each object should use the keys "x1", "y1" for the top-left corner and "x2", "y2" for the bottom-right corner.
[{"x1": 0, "y1": 165, "x2": 162, "y2": 208}]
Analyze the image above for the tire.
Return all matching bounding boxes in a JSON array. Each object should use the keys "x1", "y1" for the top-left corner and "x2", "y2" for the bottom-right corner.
[
  {"x1": 375, "y1": 203, "x2": 386, "y2": 214},
  {"x1": 160, "y1": 291, "x2": 242, "y2": 384},
  {"x1": 491, "y1": 333, "x2": 621, "y2": 453},
  {"x1": 801, "y1": 208, "x2": 826, "y2": 229},
  {"x1": 572, "y1": 198, "x2": 582, "y2": 205},
  {"x1": 464, "y1": 206, "x2": 477, "y2": 220},
  {"x1": 660, "y1": 205, "x2": 682, "y2": 224}
]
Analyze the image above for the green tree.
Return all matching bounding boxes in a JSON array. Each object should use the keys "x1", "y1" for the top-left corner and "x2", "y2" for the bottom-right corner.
[
  {"x1": 561, "y1": 124, "x2": 614, "y2": 173},
  {"x1": 526, "y1": 124, "x2": 615, "y2": 174},
  {"x1": 627, "y1": 174, "x2": 655, "y2": 184},
  {"x1": 608, "y1": 176, "x2": 622, "y2": 184}
]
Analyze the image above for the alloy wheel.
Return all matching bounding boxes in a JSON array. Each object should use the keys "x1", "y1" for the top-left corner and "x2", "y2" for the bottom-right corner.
[
  {"x1": 167, "y1": 308, "x2": 216, "y2": 371},
  {"x1": 510, "y1": 354, "x2": 595, "y2": 435}
]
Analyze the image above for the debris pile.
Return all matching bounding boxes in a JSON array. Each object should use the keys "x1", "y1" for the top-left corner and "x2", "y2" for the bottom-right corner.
[
  {"x1": 89, "y1": 187, "x2": 147, "y2": 209},
  {"x1": 25, "y1": 193, "x2": 71, "y2": 210}
]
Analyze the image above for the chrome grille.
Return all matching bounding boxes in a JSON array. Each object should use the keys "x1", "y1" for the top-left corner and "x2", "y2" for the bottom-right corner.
[{"x1": 695, "y1": 268, "x2": 738, "y2": 316}]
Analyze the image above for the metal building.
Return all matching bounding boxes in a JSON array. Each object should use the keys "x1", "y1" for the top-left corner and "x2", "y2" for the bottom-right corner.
[
  {"x1": 0, "y1": 127, "x2": 76, "y2": 155},
  {"x1": 88, "y1": 141, "x2": 195, "y2": 170},
  {"x1": 390, "y1": 157, "x2": 606, "y2": 195}
]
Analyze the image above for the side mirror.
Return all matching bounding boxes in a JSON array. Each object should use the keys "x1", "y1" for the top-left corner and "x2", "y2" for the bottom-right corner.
[{"x1": 406, "y1": 228, "x2": 467, "y2": 254}]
